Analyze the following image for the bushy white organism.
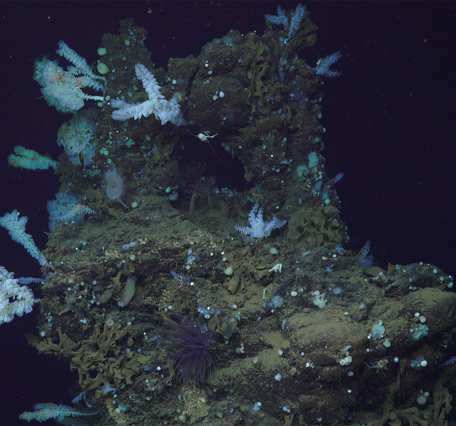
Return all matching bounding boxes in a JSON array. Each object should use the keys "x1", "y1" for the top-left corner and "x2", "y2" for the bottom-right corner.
[{"x1": 0, "y1": 266, "x2": 37, "y2": 325}]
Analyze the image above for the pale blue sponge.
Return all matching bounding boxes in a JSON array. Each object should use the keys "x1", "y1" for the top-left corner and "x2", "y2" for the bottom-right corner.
[
  {"x1": 57, "y1": 108, "x2": 98, "y2": 167},
  {"x1": 47, "y1": 191, "x2": 94, "y2": 232}
]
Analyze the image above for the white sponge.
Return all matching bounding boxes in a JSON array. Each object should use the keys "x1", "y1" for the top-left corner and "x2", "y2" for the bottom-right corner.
[
  {"x1": 0, "y1": 266, "x2": 37, "y2": 325},
  {"x1": 111, "y1": 63, "x2": 185, "y2": 126}
]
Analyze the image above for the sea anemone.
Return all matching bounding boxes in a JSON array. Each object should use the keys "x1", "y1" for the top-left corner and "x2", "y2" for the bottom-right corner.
[
  {"x1": 103, "y1": 165, "x2": 126, "y2": 206},
  {"x1": 105, "y1": 317, "x2": 115, "y2": 330},
  {"x1": 161, "y1": 315, "x2": 218, "y2": 386}
]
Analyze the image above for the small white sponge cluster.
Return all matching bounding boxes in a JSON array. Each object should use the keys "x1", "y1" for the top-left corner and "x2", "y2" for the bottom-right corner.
[{"x1": 234, "y1": 203, "x2": 287, "y2": 239}]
